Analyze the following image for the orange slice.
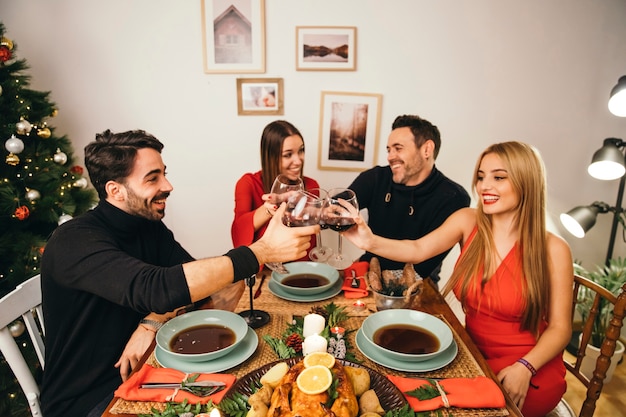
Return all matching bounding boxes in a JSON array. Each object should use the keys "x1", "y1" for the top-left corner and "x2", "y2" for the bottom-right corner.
[
  {"x1": 296, "y1": 365, "x2": 333, "y2": 395},
  {"x1": 303, "y1": 351, "x2": 336, "y2": 369}
]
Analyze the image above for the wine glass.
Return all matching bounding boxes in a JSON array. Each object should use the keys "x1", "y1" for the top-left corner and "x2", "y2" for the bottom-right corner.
[
  {"x1": 238, "y1": 273, "x2": 271, "y2": 329},
  {"x1": 264, "y1": 174, "x2": 303, "y2": 274},
  {"x1": 307, "y1": 188, "x2": 334, "y2": 262},
  {"x1": 282, "y1": 189, "x2": 324, "y2": 227},
  {"x1": 322, "y1": 188, "x2": 359, "y2": 270}
]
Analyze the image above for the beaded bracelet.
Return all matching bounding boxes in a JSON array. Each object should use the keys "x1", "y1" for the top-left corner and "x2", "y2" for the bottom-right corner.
[{"x1": 517, "y1": 358, "x2": 537, "y2": 376}]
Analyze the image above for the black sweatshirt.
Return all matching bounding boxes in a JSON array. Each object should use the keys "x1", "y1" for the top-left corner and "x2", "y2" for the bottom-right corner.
[{"x1": 40, "y1": 201, "x2": 194, "y2": 417}]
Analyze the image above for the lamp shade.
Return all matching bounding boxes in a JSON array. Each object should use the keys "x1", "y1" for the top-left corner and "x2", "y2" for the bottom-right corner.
[
  {"x1": 587, "y1": 138, "x2": 625, "y2": 181},
  {"x1": 560, "y1": 205, "x2": 601, "y2": 238},
  {"x1": 608, "y1": 75, "x2": 626, "y2": 117}
]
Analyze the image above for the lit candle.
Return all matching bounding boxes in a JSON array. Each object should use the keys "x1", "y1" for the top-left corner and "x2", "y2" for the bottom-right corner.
[
  {"x1": 353, "y1": 300, "x2": 366, "y2": 310},
  {"x1": 302, "y1": 333, "x2": 328, "y2": 355},
  {"x1": 331, "y1": 326, "x2": 345, "y2": 337},
  {"x1": 302, "y1": 313, "x2": 326, "y2": 337}
]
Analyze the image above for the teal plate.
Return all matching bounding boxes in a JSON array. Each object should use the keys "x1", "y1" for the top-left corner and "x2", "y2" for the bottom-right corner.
[
  {"x1": 268, "y1": 276, "x2": 343, "y2": 302},
  {"x1": 356, "y1": 328, "x2": 458, "y2": 373},
  {"x1": 155, "y1": 327, "x2": 258, "y2": 373}
]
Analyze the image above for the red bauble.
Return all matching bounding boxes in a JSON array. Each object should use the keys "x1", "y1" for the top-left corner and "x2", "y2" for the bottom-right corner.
[
  {"x1": 70, "y1": 165, "x2": 84, "y2": 175},
  {"x1": 14, "y1": 205, "x2": 30, "y2": 221},
  {"x1": 0, "y1": 45, "x2": 12, "y2": 62}
]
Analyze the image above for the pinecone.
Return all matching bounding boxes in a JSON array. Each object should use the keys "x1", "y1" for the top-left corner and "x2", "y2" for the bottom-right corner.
[
  {"x1": 309, "y1": 305, "x2": 329, "y2": 321},
  {"x1": 285, "y1": 333, "x2": 303, "y2": 353}
]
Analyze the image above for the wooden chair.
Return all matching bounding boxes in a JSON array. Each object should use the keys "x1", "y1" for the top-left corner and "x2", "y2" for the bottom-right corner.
[
  {"x1": 563, "y1": 273, "x2": 626, "y2": 417},
  {"x1": 0, "y1": 274, "x2": 45, "y2": 416}
]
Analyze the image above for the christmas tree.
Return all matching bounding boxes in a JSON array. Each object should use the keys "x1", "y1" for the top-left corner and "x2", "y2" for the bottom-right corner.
[{"x1": 0, "y1": 22, "x2": 97, "y2": 416}]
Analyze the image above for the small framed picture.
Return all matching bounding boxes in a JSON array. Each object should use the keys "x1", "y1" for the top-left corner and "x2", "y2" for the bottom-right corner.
[
  {"x1": 201, "y1": 0, "x2": 266, "y2": 73},
  {"x1": 296, "y1": 26, "x2": 356, "y2": 71},
  {"x1": 237, "y1": 78, "x2": 284, "y2": 115},
  {"x1": 318, "y1": 91, "x2": 382, "y2": 171}
]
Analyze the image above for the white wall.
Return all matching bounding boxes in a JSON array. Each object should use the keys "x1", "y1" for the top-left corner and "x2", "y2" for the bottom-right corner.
[{"x1": 3, "y1": 0, "x2": 626, "y2": 283}]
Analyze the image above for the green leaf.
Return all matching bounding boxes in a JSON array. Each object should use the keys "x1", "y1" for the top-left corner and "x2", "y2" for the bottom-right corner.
[
  {"x1": 219, "y1": 392, "x2": 250, "y2": 417},
  {"x1": 263, "y1": 334, "x2": 296, "y2": 359},
  {"x1": 405, "y1": 380, "x2": 446, "y2": 401}
]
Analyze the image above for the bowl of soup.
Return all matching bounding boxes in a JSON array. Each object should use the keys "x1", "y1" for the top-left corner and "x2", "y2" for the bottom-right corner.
[
  {"x1": 360, "y1": 309, "x2": 453, "y2": 362},
  {"x1": 156, "y1": 310, "x2": 248, "y2": 362},
  {"x1": 271, "y1": 261, "x2": 340, "y2": 296}
]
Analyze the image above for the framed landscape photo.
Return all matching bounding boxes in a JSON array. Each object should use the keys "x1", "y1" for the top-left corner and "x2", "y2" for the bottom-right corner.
[
  {"x1": 296, "y1": 26, "x2": 356, "y2": 71},
  {"x1": 318, "y1": 91, "x2": 382, "y2": 171},
  {"x1": 237, "y1": 78, "x2": 284, "y2": 115},
  {"x1": 201, "y1": 0, "x2": 266, "y2": 73}
]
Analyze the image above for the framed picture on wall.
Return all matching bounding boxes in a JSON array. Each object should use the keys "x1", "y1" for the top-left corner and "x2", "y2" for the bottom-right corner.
[
  {"x1": 201, "y1": 0, "x2": 266, "y2": 73},
  {"x1": 237, "y1": 78, "x2": 284, "y2": 115},
  {"x1": 296, "y1": 26, "x2": 357, "y2": 71},
  {"x1": 318, "y1": 91, "x2": 382, "y2": 171}
]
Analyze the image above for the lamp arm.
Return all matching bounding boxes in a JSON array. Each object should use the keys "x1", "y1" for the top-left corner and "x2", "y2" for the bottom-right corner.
[{"x1": 605, "y1": 173, "x2": 626, "y2": 266}]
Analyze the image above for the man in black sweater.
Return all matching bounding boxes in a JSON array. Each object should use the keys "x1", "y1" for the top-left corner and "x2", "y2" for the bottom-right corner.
[
  {"x1": 348, "y1": 115, "x2": 470, "y2": 285},
  {"x1": 40, "y1": 129, "x2": 317, "y2": 417}
]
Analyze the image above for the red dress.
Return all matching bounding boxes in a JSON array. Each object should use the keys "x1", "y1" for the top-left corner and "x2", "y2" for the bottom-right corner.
[
  {"x1": 231, "y1": 171, "x2": 319, "y2": 260},
  {"x1": 454, "y1": 229, "x2": 566, "y2": 417}
]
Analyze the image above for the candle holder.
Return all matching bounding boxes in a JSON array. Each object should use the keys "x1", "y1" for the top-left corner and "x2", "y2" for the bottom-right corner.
[
  {"x1": 238, "y1": 274, "x2": 270, "y2": 329},
  {"x1": 353, "y1": 299, "x2": 366, "y2": 311}
]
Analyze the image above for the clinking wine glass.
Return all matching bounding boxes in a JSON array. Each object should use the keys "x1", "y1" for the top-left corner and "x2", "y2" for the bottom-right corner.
[
  {"x1": 264, "y1": 174, "x2": 303, "y2": 274},
  {"x1": 322, "y1": 188, "x2": 358, "y2": 270},
  {"x1": 307, "y1": 188, "x2": 334, "y2": 262}
]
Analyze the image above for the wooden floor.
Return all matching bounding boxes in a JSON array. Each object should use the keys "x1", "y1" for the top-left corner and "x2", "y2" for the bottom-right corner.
[{"x1": 562, "y1": 351, "x2": 626, "y2": 416}]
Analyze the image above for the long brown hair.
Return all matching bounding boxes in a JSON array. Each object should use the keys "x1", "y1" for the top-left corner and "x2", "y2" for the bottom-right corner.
[
  {"x1": 443, "y1": 142, "x2": 550, "y2": 336},
  {"x1": 259, "y1": 120, "x2": 304, "y2": 192}
]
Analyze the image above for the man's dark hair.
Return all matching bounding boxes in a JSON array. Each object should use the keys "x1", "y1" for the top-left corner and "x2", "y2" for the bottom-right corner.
[
  {"x1": 391, "y1": 115, "x2": 441, "y2": 159},
  {"x1": 84, "y1": 129, "x2": 164, "y2": 199}
]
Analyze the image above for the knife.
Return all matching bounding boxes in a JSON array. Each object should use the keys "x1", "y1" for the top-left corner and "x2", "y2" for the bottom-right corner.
[{"x1": 140, "y1": 380, "x2": 226, "y2": 389}]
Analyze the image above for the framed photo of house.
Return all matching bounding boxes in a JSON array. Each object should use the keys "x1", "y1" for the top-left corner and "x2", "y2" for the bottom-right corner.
[
  {"x1": 237, "y1": 78, "x2": 284, "y2": 115},
  {"x1": 296, "y1": 26, "x2": 356, "y2": 71},
  {"x1": 318, "y1": 91, "x2": 382, "y2": 171},
  {"x1": 201, "y1": 0, "x2": 266, "y2": 73}
]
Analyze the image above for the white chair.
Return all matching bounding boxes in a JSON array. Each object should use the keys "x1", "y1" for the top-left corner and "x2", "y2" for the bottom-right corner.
[{"x1": 0, "y1": 274, "x2": 45, "y2": 416}]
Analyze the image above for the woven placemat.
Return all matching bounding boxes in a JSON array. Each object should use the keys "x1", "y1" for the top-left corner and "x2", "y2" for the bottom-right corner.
[{"x1": 110, "y1": 279, "x2": 509, "y2": 416}]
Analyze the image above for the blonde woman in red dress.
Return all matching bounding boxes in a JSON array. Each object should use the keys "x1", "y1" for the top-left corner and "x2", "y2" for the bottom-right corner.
[{"x1": 343, "y1": 141, "x2": 573, "y2": 416}]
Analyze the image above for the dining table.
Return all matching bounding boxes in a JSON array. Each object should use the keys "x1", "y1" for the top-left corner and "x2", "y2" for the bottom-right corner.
[{"x1": 102, "y1": 269, "x2": 523, "y2": 417}]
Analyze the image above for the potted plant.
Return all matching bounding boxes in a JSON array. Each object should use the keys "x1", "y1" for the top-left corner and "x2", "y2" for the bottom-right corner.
[{"x1": 573, "y1": 257, "x2": 626, "y2": 382}]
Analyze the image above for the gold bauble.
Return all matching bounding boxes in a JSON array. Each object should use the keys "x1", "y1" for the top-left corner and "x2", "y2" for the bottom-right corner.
[
  {"x1": 1, "y1": 37, "x2": 14, "y2": 50},
  {"x1": 6, "y1": 153, "x2": 19, "y2": 166},
  {"x1": 37, "y1": 127, "x2": 51, "y2": 138},
  {"x1": 50, "y1": 109, "x2": 58, "y2": 117}
]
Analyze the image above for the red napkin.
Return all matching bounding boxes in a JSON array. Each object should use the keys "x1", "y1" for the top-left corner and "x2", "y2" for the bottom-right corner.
[
  {"x1": 114, "y1": 364, "x2": 236, "y2": 404},
  {"x1": 341, "y1": 261, "x2": 369, "y2": 298},
  {"x1": 387, "y1": 375, "x2": 506, "y2": 411}
]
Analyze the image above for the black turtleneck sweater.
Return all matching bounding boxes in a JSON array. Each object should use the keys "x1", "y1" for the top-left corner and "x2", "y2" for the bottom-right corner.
[
  {"x1": 40, "y1": 201, "x2": 194, "y2": 417},
  {"x1": 348, "y1": 165, "x2": 470, "y2": 282}
]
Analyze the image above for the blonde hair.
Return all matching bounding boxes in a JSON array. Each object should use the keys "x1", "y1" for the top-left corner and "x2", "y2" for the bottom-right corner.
[{"x1": 443, "y1": 141, "x2": 550, "y2": 336}]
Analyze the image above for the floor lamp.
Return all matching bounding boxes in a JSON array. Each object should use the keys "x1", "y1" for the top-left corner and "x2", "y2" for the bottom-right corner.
[{"x1": 560, "y1": 76, "x2": 626, "y2": 267}]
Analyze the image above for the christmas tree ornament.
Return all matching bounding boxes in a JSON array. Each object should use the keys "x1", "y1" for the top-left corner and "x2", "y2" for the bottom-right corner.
[
  {"x1": 0, "y1": 44, "x2": 11, "y2": 62},
  {"x1": 5, "y1": 153, "x2": 20, "y2": 166},
  {"x1": 14, "y1": 205, "x2": 30, "y2": 221},
  {"x1": 0, "y1": 84, "x2": 3, "y2": 96},
  {"x1": 50, "y1": 108, "x2": 58, "y2": 117},
  {"x1": 16, "y1": 118, "x2": 32, "y2": 135},
  {"x1": 58, "y1": 213, "x2": 73, "y2": 225},
  {"x1": 8, "y1": 321, "x2": 25, "y2": 338},
  {"x1": 5, "y1": 134, "x2": 25, "y2": 154},
  {"x1": 25, "y1": 188, "x2": 41, "y2": 201},
  {"x1": 53, "y1": 148, "x2": 68, "y2": 165},
  {"x1": 70, "y1": 165, "x2": 84, "y2": 174},
  {"x1": 73, "y1": 177, "x2": 88, "y2": 189},
  {"x1": 37, "y1": 126, "x2": 51, "y2": 139},
  {"x1": 0, "y1": 36, "x2": 14, "y2": 50}
]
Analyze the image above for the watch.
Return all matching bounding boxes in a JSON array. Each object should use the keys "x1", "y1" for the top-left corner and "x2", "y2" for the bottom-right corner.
[{"x1": 140, "y1": 319, "x2": 165, "y2": 331}]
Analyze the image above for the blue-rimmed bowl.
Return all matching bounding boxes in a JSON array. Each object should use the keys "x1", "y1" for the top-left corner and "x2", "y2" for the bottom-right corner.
[
  {"x1": 360, "y1": 309, "x2": 453, "y2": 362},
  {"x1": 271, "y1": 261, "x2": 340, "y2": 296},
  {"x1": 156, "y1": 310, "x2": 248, "y2": 362}
]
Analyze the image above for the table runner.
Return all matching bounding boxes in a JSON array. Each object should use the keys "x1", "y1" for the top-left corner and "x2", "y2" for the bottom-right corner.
[{"x1": 109, "y1": 285, "x2": 509, "y2": 416}]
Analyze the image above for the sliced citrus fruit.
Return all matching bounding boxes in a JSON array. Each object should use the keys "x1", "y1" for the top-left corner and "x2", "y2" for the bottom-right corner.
[
  {"x1": 296, "y1": 365, "x2": 333, "y2": 395},
  {"x1": 303, "y1": 351, "x2": 336, "y2": 369}
]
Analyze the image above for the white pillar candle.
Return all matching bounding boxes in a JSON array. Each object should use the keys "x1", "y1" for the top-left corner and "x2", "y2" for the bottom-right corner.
[
  {"x1": 302, "y1": 333, "x2": 328, "y2": 355},
  {"x1": 302, "y1": 313, "x2": 325, "y2": 337}
]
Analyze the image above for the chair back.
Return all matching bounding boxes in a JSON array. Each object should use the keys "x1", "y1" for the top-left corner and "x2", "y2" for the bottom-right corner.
[
  {"x1": 565, "y1": 273, "x2": 626, "y2": 417},
  {"x1": 0, "y1": 274, "x2": 44, "y2": 416}
]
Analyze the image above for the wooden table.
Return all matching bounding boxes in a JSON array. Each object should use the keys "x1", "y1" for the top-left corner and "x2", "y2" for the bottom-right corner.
[{"x1": 102, "y1": 273, "x2": 522, "y2": 416}]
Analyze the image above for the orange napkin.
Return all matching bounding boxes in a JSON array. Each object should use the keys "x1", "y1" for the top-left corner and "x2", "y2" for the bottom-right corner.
[
  {"x1": 387, "y1": 375, "x2": 506, "y2": 411},
  {"x1": 114, "y1": 364, "x2": 236, "y2": 404},
  {"x1": 341, "y1": 261, "x2": 369, "y2": 298}
]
